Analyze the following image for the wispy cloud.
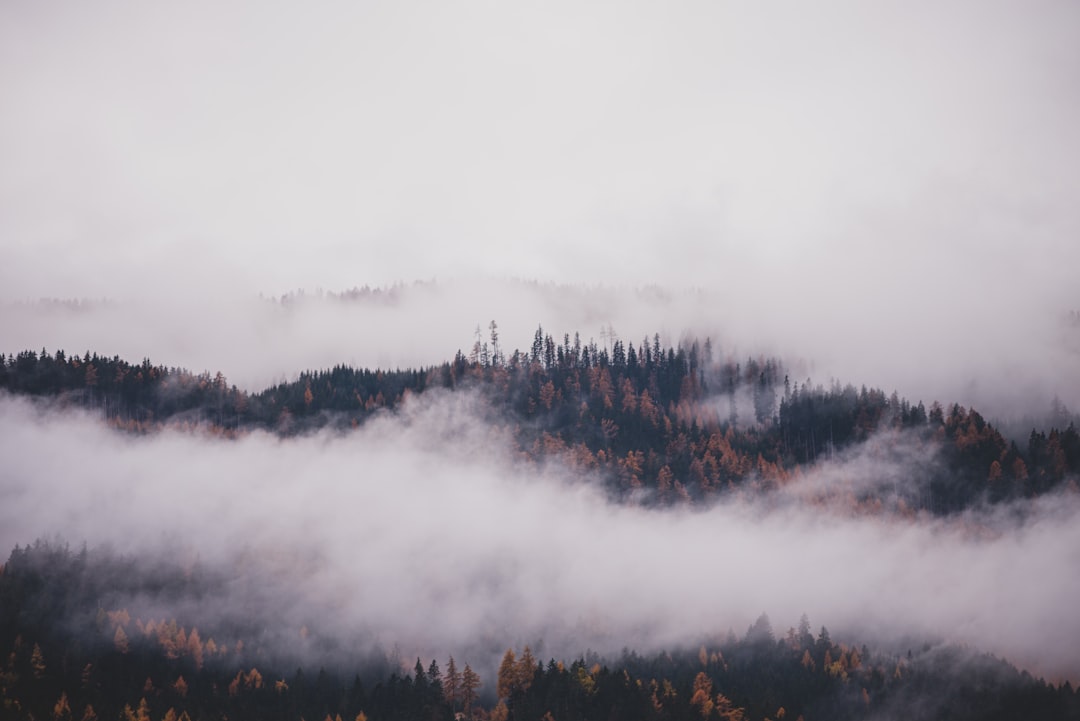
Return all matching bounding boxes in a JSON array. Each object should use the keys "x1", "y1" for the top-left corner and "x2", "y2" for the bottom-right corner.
[{"x1": 3, "y1": 392, "x2": 1077, "y2": 680}]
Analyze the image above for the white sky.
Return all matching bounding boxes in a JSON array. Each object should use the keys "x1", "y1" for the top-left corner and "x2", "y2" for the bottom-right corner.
[{"x1": 1, "y1": 0, "x2": 1078, "y2": 408}]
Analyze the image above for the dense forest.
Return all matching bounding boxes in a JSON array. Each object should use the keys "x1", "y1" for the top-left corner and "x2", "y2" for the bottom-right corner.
[
  {"x1": 2, "y1": 541, "x2": 1077, "y2": 721},
  {"x1": 4, "y1": 328, "x2": 1080, "y2": 719},
  {"x1": 3, "y1": 325, "x2": 1078, "y2": 516}
]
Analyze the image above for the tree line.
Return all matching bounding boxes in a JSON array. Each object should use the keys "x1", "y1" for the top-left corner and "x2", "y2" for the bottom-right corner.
[
  {"x1": 2, "y1": 326, "x2": 1079, "y2": 515},
  {"x1": 2, "y1": 542, "x2": 1076, "y2": 721}
]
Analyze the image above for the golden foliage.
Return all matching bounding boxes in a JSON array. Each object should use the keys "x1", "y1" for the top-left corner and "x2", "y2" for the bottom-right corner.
[
  {"x1": 52, "y1": 691, "x2": 71, "y2": 721},
  {"x1": 690, "y1": 672, "x2": 713, "y2": 718}
]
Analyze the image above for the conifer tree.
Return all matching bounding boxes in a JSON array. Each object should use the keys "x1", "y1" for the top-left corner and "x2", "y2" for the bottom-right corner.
[
  {"x1": 461, "y1": 664, "x2": 481, "y2": 717},
  {"x1": 445, "y1": 656, "x2": 461, "y2": 712}
]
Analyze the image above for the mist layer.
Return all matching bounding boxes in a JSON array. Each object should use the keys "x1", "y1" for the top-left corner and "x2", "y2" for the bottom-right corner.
[{"x1": 1, "y1": 393, "x2": 1077, "y2": 681}]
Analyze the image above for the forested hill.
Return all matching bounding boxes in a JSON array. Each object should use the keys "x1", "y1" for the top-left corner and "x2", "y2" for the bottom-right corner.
[
  {"x1": 2, "y1": 326, "x2": 1078, "y2": 515},
  {"x1": 1, "y1": 541, "x2": 1077, "y2": 721}
]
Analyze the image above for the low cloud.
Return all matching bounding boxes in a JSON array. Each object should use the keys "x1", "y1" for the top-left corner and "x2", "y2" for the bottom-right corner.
[{"x1": 2, "y1": 392, "x2": 1078, "y2": 682}]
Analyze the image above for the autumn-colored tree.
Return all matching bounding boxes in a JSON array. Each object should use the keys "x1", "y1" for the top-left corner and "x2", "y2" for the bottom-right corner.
[
  {"x1": 517, "y1": 645, "x2": 537, "y2": 691},
  {"x1": 715, "y1": 692, "x2": 746, "y2": 721},
  {"x1": 445, "y1": 656, "x2": 461, "y2": 711},
  {"x1": 490, "y1": 701, "x2": 509, "y2": 721},
  {"x1": 80, "y1": 706, "x2": 98, "y2": 721},
  {"x1": 639, "y1": 389, "x2": 659, "y2": 426},
  {"x1": 620, "y1": 451, "x2": 644, "y2": 489},
  {"x1": 1012, "y1": 457, "x2": 1029, "y2": 482},
  {"x1": 575, "y1": 665, "x2": 597, "y2": 696},
  {"x1": 593, "y1": 367, "x2": 614, "y2": 409},
  {"x1": 31, "y1": 643, "x2": 46, "y2": 678},
  {"x1": 657, "y1": 465, "x2": 674, "y2": 500},
  {"x1": 497, "y1": 649, "x2": 517, "y2": 699},
  {"x1": 461, "y1": 663, "x2": 481, "y2": 716},
  {"x1": 690, "y1": 672, "x2": 714, "y2": 718},
  {"x1": 187, "y1": 627, "x2": 203, "y2": 671},
  {"x1": 123, "y1": 698, "x2": 150, "y2": 721},
  {"x1": 114, "y1": 626, "x2": 129, "y2": 654},
  {"x1": 53, "y1": 691, "x2": 71, "y2": 721},
  {"x1": 539, "y1": 380, "x2": 556, "y2": 410}
]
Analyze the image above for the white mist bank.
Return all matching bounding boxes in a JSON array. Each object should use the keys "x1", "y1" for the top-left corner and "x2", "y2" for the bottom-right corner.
[{"x1": 1, "y1": 393, "x2": 1078, "y2": 681}]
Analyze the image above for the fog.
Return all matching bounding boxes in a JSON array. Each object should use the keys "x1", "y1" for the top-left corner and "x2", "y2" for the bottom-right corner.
[
  {"x1": 2, "y1": 0, "x2": 1078, "y2": 297},
  {"x1": 2, "y1": 1, "x2": 1079, "y2": 416},
  {"x1": 2, "y1": 279, "x2": 1078, "y2": 422},
  {"x1": 2, "y1": 392, "x2": 1078, "y2": 682}
]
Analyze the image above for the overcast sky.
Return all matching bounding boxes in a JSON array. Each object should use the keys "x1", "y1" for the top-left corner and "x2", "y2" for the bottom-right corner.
[{"x1": 2, "y1": 0, "x2": 1078, "y2": 406}]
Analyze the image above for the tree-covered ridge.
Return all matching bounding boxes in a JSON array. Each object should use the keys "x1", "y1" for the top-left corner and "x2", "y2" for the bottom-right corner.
[
  {"x1": 2, "y1": 326, "x2": 1079, "y2": 515},
  {"x1": 2, "y1": 542, "x2": 1076, "y2": 721}
]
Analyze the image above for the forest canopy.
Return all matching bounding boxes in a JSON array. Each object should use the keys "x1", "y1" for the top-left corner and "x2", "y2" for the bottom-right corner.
[{"x1": 2, "y1": 327, "x2": 1077, "y2": 516}]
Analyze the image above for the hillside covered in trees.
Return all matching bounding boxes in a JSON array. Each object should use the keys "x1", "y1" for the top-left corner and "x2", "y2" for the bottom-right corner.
[
  {"x1": 3, "y1": 327, "x2": 1080, "y2": 720},
  {"x1": 2, "y1": 541, "x2": 1077, "y2": 721},
  {"x1": 3, "y1": 326, "x2": 1078, "y2": 516}
]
